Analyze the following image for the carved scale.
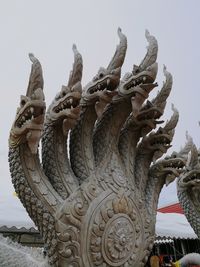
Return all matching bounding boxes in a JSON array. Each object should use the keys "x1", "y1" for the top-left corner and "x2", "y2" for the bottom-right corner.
[
  {"x1": 177, "y1": 138, "x2": 200, "y2": 238},
  {"x1": 8, "y1": 55, "x2": 62, "y2": 264},
  {"x1": 8, "y1": 30, "x2": 185, "y2": 266},
  {"x1": 42, "y1": 44, "x2": 82, "y2": 199}
]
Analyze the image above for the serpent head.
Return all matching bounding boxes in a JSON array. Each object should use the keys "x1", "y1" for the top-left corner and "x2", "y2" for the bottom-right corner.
[
  {"x1": 178, "y1": 144, "x2": 200, "y2": 190},
  {"x1": 177, "y1": 144, "x2": 200, "y2": 212},
  {"x1": 139, "y1": 105, "x2": 179, "y2": 161},
  {"x1": 46, "y1": 45, "x2": 82, "y2": 135},
  {"x1": 150, "y1": 153, "x2": 185, "y2": 185},
  {"x1": 134, "y1": 65, "x2": 173, "y2": 136},
  {"x1": 82, "y1": 28, "x2": 127, "y2": 107},
  {"x1": 118, "y1": 30, "x2": 158, "y2": 116},
  {"x1": 9, "y1": 54, "x2": 45, "y2": 154}
]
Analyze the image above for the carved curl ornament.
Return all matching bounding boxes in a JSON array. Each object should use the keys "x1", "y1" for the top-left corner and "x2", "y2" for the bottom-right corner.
[{"x1": 8, "y1": 29, "x2": 184, "y2": 266}]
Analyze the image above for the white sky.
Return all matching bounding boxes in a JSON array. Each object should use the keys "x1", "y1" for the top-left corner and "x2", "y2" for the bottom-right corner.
[{"x1": 0, "y1": 0, "x2": 200, "y2": 209}]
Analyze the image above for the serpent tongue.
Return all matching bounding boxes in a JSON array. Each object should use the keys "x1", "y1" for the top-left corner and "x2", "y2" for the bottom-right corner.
[
  {"x1": 131, "y1": 84, "x2": 157, "y2": 116},
  {"x1": 165, "y1": 173, "x2": 176, "y2": 186},
  {"x1": 95, "y1": 90, "x2": 117, "y2": 118},
  {"x1": 62, "y1": 106, "x2": 81, "y2": 135},
  {"x1": 63, "y1": 118, "x2": 77, "y2": 134},
  {"x1": 153, "y1": 146, "x2": 172, "y2": 163},
  {"x1": 131, "y1": 93, "x2": 147, "y2": 117},
  {"x1": 26, "y1": 129, "x2": 43, "y2": 154}
]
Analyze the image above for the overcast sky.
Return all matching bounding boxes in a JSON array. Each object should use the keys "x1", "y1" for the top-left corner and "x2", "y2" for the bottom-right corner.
[{"x1": 0, "y1": 0, "x2": 200, "y2": 210}]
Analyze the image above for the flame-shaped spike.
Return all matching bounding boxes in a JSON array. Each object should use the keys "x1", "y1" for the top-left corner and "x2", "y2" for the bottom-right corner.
[
  {"x1": 26, "y1": 53, "x2": 43, "y2": 97},
  {"x1": 151, "y1": 65, "x2": 173, "y2": 114},
  {"x1": 179, "y1": 131, "x2": 193, "y2": 157},
  {"x1": 136, "y1": 30, "x2": 158, "y2": 72},
  {"x1": 163, "y1": 104, "x2": 179, "y2": 132},
  {"x1": 68, "y1": 44, "x2": 83, "y2": 88},
  {"x1": 107, "y1": 27, "x2": 127, "y2": 71},
  {"x1": 187, "y1": 144, "x2": 200, "y2": 169}
]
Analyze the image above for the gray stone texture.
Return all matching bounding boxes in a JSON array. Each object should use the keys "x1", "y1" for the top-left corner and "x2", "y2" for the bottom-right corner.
[{"x1": 8, "y1": 29, "x2": 185, "y2": 266}]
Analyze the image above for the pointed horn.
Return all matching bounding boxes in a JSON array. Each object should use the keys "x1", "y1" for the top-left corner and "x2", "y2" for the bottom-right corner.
[
  {"x1": 137, "y1": 30, "x2": 158, "y2": 72},
  {"x1": 68, "y1": 44, "x2": 83, "y2": 87},
  {"x1": 188, "y1": 144, "x2": 200, "y2": 169},
  {"x1": 152, "y1": 65, "x2": 173, "y2": 114},
  {"x1": 107, "y1": 27, "x2": 127, "y2": 71},
  {"x1": 179, "y1": 132, "x2": 193, "y2": 157},
  {"x1": 26, "y1": 53, "x2": 43, "y2": 97},
  {"x1": 163, "y1": 104, "x2": 179, "y2": 132}
]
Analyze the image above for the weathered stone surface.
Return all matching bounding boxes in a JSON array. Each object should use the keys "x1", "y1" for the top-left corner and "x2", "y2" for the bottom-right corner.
[
  {"x1": 8, "y1": 29, "x2": 184, "y2": 266},
  {"x1": 177, "y1": 135, "x2": 200, "y2": 239}
]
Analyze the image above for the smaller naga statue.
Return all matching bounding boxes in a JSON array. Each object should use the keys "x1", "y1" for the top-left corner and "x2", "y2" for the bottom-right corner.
[
  {"x1": 8, "y1": 29, "x2": 186, "y2": 267},
  {"x1": 176, "y1": 134, "x2": 200, "y2": 238}
]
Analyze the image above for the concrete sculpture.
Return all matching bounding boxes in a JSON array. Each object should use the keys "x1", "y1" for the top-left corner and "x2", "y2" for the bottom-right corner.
[
  {"x1": 8, "y1": 29, "x2": 184, "y2": 266},
  {"x1": 176, "y1": 134, "x2": 200, "y2": 239}
]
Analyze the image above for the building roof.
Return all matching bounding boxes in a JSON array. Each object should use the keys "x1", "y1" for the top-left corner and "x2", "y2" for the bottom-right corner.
[{"x1": 156, "y1": 212, "x2": 197, "y2": 239}]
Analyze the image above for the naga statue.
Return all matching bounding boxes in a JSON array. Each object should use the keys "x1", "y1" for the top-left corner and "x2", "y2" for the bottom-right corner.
[
  {"x1": 176, "y1": 134, "x2": 200, "y2": 239},
  {"x1": 8, "y1": 29, "x2": 185, "y2": 267}
]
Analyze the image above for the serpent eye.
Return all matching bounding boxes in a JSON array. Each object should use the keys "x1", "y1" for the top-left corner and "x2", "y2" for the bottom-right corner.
[
  {"x1": 20, "y1": 96, "x2": 29, "y2": 107},
  {"x1": 157, "y1": 127, "x2": 164, "y2": 134},
  {"x1": 60, "y1": 86, "x2": 70, "y2": 98},
  {"x1": 171, "y1": 153, "x2": 177, "y2": 158},
  {"x1": 99, "y1": 73, "x2": 104, "y2": 79},
  {"x1": 60, "y1": 88, "x2": 67, "y2": 98},
  {"x1": 135, "y1": 69, "x2": 139, "y2": 74},
  {"x1": 21, "y1": 99, "x2": 26, "y2": 106},
  {"x1": 133, "y1": 64, "x2": 140, "y2": 74}
]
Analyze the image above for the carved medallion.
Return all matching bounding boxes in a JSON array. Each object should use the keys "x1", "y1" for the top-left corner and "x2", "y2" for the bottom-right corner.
[
  {"x1": 102, "y1": 214, "x2": 135, "y2": 266},
  {"x1": 81, "y1": 191, "x2": 145, "y2": 266}
]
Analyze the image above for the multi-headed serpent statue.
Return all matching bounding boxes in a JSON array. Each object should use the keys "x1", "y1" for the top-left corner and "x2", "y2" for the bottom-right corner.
[
  {"x1": 8, "y1": 29, "x2": 186, "y2": 267},
  {"x1": 175, "y1": 134, "x2": 200, "y2": 239}
]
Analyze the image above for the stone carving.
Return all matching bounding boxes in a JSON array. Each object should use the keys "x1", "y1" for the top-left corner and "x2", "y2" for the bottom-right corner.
[
  {"x1": 42, "y1": 44, "x2": 82, "y2": 199},
  {"x1": 8, "y1": 29, "x2": 184, "y2": 266},
  {"x1": 176, "y1": 134, "x2": 200, "y2": 238},
  {"x1": 9, "y1": 54, "x2": 60, "y2": 264}
]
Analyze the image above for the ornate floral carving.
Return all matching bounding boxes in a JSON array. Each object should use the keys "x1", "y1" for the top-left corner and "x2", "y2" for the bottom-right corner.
[{"x1": 8, "y1": 30, "x2": 183, "y2": 267}]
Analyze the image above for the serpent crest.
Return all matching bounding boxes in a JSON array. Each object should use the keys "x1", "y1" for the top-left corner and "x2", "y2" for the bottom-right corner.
[{"x1": 8, "y1": 29, "x2": 185, "y2": 267}]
